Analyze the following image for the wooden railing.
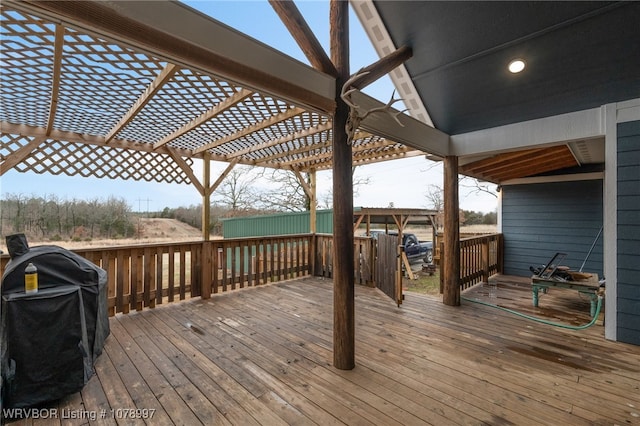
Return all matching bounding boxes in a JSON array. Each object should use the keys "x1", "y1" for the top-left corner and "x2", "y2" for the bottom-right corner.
[
  {"x1": 0, "y1": 234, "x2": 377, "y2": 316},
  {"x1": 313, "y1": 234, "x2": 375, "y2": 285},
  {"x1": 2, "y1": 233, "x2": 500, "y2": 315},
  {"x1": 1, "y1": 235, "x2": 314, "y2": 316},
  {"x1": 440, "y1": 234, "x2": 503, "y2": 291}
]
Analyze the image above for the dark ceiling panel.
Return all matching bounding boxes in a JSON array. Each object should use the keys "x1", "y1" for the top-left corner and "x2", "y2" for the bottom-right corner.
[{"x1": 374, "y1": 1, "x2": 640, "y2": 134}]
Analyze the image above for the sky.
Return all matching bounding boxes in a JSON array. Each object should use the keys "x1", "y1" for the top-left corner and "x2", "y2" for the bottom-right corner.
[{"x1": 0, "y1": 0, "x2": 498, "y2": 214}]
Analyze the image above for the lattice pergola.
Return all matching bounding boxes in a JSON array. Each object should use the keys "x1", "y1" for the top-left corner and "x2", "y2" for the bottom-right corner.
[{"x1": 0, "y1": 2, "x2": 425, "y2": 187}]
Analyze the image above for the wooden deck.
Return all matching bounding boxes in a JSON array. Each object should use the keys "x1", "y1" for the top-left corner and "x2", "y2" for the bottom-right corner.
[{"x1": 7, "y1": 276, "x2": 640, "y2": 425}]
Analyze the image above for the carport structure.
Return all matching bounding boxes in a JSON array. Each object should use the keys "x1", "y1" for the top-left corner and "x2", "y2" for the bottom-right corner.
[{"x1": 2, "y1": 0, "x2": 640, "y2": 374}]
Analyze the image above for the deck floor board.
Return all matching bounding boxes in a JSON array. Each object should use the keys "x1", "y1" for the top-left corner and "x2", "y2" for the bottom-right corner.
[{"x1": 7, "y1": 276, "x2": 640, "y2": 425}]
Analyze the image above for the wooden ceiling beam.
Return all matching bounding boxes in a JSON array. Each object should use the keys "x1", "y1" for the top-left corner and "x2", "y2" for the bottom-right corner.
[
  {"x1": 106, "y1": 63, "x2": 180, "y2": 143},
  {"x1": 155, "y1": 88, "x2": 253, "y2": 150},
  {"x1": 269, "y1": 0, "x2": 337, "y2": 76},
  {"x1": 460, "y1": 145, "x2": 574, "y2": 175},
  {"x1": 193, "y1": 106, "x2": 305, "y2": 155},
  {"x1": 460, "y1": 149, "x2": 546, "y2": 174},
  {"x1": 487, "y1": 152, "x2": 577, "y2": 181},
  {"x1": 459, "y1": 145, "x2": 579, "y2": 182}
]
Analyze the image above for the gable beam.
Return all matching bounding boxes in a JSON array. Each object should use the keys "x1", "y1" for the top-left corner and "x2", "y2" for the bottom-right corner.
[
  {"x1": 451, "y1": 107, "x2": 605, "y2": 156},
  {"x1": 350, "y1": 91, "x2": 450, "y2": 157}
]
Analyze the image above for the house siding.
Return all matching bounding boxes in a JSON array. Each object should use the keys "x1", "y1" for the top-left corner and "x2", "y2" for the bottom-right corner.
[
  {"x1": 501, "y1": 180, "x2": 603, "y2": 277},
  {"x1": 617, "y1": 120, "x2": 640, "y2": 345}
]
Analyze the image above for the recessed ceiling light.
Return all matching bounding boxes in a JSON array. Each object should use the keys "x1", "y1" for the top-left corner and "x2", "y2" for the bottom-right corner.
[{"x1": 508, "y1": 59, "x2": 526, "y2": 73}]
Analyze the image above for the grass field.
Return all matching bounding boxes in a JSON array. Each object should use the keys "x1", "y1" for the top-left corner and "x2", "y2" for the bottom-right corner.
[{"x1": 404, "y1": 266, "x2": 441, "y2": 297}]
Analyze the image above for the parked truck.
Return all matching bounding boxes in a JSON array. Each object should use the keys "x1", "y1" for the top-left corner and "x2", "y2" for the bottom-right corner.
[{"x1": 366, "y1": 230, "x2": 433, "y2": 264}]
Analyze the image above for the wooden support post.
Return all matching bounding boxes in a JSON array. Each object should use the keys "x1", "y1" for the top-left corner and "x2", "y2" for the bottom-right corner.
[
  {"x1": 201, "y1": 241, "x2": 212, "y2": 299},
  {"x1": 201, "y1": 152, "x2": 211, "y2": 241},
  {"x1": 309, "y1": 169, "x2": 317, "y2": 276},
  {"x1": 331, "y1": 0, "x2": 355, "y2": 370},
  {"x1": 200, "y1": 153, "x2": 212, "y2": 299},
  {"x1": 481, "y1": 237, "x2": 490, "y2": 282},
  {"x1": 443, "y1": 155, "x2": 460, "y2": 306},
  {"x1": 396, "y1": 242, "x2": 403, "y2": 306},
  {"x1": 309, "y1": 169, "x2": 317, "y2": 234}
]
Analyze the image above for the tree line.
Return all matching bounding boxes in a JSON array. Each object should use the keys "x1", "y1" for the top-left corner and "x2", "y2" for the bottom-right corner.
[
  {"x1": 1, "y1": 194, "x2": 136, "y2": 242},
  {"x1": 2, "y1": 167, "x2": 496, "y2": 243},
  {"x1": 0, "y1": 194, "x2": 274, "y2": 243}
]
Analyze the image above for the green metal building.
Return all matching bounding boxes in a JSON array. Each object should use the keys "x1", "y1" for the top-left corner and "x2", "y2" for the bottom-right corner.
[{"x1": 221, "y1": 209, "x2": 334, "y2": 238}]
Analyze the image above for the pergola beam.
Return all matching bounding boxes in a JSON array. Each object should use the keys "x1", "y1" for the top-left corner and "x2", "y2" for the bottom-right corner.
[
  {"x1": 0, "y1": 137, "x2": 46, "y2": 175},
  {"x1": 1, "y1": 122, "x2": 193, "y2": 159},
  {"x1": 272, "y1": 140, "x2": 416, "y2": 169},
  {"x1": 196, "y1": 106, "x2": 305, "y2": 155},
  {"x1": 156, "y1": 88, "x2": 253, "y2": 150},
  {"x1": 207, "y1": 160, "x2": 239, "y2": 198},
  {"x1": 239, "y1": 121, "x2": 333, "y2": 163},
  {"x1": 10, "y1": 0, "x2": 336, "y2": 114},
  {"x1": 107, "y1": 63, "x2": 180, "y2": 144},
  {"x1": 46, "y1": 24, "x2": 64, "y2": 137},
  {"x1": 162, "y1": 147, "x2": 204, "y2": 196},
  {"x1": 291, "y1": 166, "x2": 313, "y2": 201}
]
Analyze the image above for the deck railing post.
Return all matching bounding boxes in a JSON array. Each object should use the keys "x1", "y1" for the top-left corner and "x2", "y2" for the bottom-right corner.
[
  {"x1": 202, "y1": 241, "x2": 212, "y2": 298},
  {"x1": 482, "y1": 237, "x2": 490, "y2": 283}
]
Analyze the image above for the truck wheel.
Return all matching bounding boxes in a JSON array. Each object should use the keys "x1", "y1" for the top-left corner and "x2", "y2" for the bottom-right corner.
[{"x1": 424, "y1": 251, "x2": 433, "y2": 264}]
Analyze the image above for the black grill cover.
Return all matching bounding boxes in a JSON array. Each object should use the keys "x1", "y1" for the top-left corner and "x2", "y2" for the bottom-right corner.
[{"x1": 1, "y1": 243, "x2": 109, "y2": 409}]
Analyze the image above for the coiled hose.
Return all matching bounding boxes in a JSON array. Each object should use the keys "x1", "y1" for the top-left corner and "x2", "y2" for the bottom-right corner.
[{"x1": 460, "y1": 294, "x2": 603, "y2": 330}]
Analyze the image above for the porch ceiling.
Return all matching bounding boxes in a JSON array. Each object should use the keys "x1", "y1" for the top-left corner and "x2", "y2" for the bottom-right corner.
[
  {"x1": 356, "y1": 1, "x2": 639, "y2": 181},
  {"x1": 369, "y1": 1, "x2": 640, "y2": 136},
  {"x1": 0, "y1": 1, "x2": 424, "y2": 186},
  {"x1": 459, "y1": 145, "x2": 579, "y2": 184}
]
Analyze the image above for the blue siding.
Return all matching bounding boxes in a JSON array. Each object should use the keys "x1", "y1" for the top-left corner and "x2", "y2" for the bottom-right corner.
[
  {"x1": 502, "y1": 180, "x2": 603, "y2": 277},
  {"x1": 617, "y1": 120, "x2": 640, "y2": 345}
]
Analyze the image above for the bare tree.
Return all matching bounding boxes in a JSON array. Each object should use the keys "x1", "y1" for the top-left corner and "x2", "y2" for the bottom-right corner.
[
  {"x1": 213, "y1": 166, "x2": 260, "y2": 215},
  {"x1": 257, "y1": 169, "x2": 309, "y2": 212},
  {"x1": 459, "y1": 176, "x2": 498, "y2": 198},
  {"x1": 424, "y1": 184, "x2": 444, "y2": 229},
  {"x1": 320, "y1": 167, "x2": 371, "y2": 209}
]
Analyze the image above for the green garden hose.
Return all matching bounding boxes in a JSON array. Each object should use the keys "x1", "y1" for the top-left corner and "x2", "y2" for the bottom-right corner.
[{"x1": 460, "y1": 294, "x2": 603, "y2": 330}]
